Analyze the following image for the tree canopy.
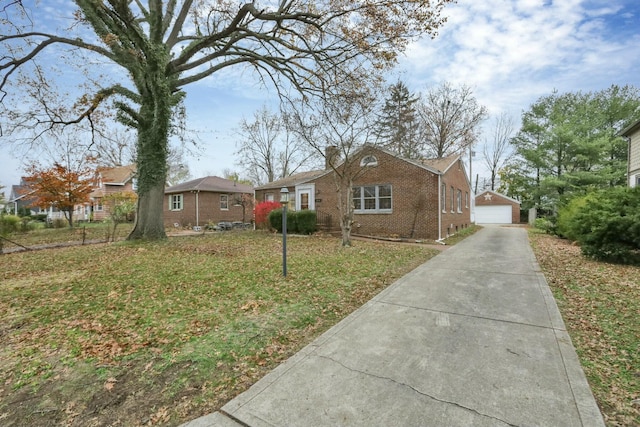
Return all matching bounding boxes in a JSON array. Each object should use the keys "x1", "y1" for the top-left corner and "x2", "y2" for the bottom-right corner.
[
  {"x1": 417, "y1": 81, "x2": 488, "y2": 158},
  {"x1": 374, "y1": 80, "x2": 420, "y2": 158},
  {"x1": 1, "y1": 0, "x2": 454, "y2": 240},
  {"x1": 23, "y1": 161, "x2": 95, "y2": 227},
  {"x1": 502, "y1": 85, "x2": 640, "y2": 212}
]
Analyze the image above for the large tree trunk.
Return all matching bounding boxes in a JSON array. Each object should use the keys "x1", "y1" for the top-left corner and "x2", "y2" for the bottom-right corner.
[
  {"x1": 127, "y1": 76, "x2": 172, "y2": 241},
  {"x1": 130, "y1": 183, "x2": 167, "y2": 240}
]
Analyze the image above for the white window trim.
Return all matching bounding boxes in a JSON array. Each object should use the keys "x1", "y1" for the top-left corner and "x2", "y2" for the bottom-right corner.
[
  {"x1": 220, "y1": 194, "x2": 229, "y2": 210},
  {"x1": 360, "y1": 155, "x2": 378, "y2": 167},
  {"x1": 441, "y1": 184, "x2": 446, "y2": 213},
  {"x1": 450, "y1": 186, "x2": 455, "y2": 213},
  {"x1": 170, "y1": 194, "x2": 183, "y2": 211},
  {"x1": 295, "y1": 184, "x2": 315, "y2": 211},
  {"x1": 353, "y1": 184, "x2": 392, "y2": 214},
  {"x1": 457, "y1": 190, "x2": 462, "y2": 213}
]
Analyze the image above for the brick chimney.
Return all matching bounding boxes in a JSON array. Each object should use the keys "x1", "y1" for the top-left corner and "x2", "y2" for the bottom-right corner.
[{"x1": 325, "y1": 146, "x2": 339, "y2": 170}]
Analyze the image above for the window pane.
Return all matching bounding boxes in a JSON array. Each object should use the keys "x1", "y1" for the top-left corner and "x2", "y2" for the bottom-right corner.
[
  {"x1": 363, "y1": 186, "x2": 376, "y2": 198},
  {"x1": 364, "y1": 199, "x2": 376, "y2": 210},
  {"x1": 378, "y1": 185, "x2": 391, "y2": 197},
  {"x1": 379, "y1": 197, "x2": 391, "y2": 210}
]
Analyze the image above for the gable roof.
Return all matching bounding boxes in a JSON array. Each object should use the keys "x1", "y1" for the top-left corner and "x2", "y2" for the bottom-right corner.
[
  {"x1": 255, "y1": 146, "x2": 466, "y2": 190},
  {"x1": 255, "y1": 170, "x2": 326, "y2": 191},
  {"x1": 475, "y1": 190, "x2": 521, "y2": 205},
  {"x1": 8, "y1": 179, "x2": 36, "y2": 202},
  {"x1": 619, "y1": 118, "x2": 640, "y2": 137},
  {"x1": 97, "y1": 164, "x2": 136, "y2": 185},
  {"x1": 416, "y1": 154, "x2": 461, "y2": 174},
  {"x1": 165, "y1": 176, "x2": 253, "y2": 194}
]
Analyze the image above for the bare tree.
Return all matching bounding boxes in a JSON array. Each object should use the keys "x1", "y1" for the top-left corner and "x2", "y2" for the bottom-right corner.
[
  {"x1": 482, "y1": 112, "x2": 515, "y2": 191},
  {"x1": 93, "y1": 128, "x2": 136, "y2": 168},
  {"x1": 235, "y1": 106, "x2": 317, "y2": 185},
  {"x1": 417, "y1": 82, "x2": 488, "y2": 158},
  {"x1": 1, "y1": 0, "x2": 454, "y2": 241},
  {"x1": 286, "y1": 70, "x2": 381, "y2": 246}
]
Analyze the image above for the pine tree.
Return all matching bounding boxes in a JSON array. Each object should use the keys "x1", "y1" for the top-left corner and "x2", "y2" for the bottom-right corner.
[{"x1": 375, "y1": 81, "x2": 420, "y2": 158}]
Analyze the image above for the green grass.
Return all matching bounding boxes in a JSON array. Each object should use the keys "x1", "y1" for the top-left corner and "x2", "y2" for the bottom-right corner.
[{"x1": 0, "y1": 231, "x2": 440, "y2": 426}]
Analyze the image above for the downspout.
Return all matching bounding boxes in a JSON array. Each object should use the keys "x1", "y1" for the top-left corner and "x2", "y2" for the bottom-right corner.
[
  {"x1": 195, "y1": 190, "x2": 200, "y2": 227},
  {"x1": 436, "y1": 174, "x2": 444, "y2": 244}
]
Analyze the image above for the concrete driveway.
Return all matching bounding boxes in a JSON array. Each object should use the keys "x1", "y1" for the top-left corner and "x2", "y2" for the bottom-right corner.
[{"x1": 182, "y1": 225, "x2": 603, "y2": 427}]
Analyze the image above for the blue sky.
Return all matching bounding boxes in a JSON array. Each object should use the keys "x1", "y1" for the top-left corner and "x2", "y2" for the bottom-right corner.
[{"x1": 2, "y1": 0, "x2": 640, "y2": 193}]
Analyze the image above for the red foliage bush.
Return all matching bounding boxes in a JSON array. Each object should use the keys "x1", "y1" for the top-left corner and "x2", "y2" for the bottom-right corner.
[{"x1": 255, "y1": 201, "x2": 282, "y2": 228}]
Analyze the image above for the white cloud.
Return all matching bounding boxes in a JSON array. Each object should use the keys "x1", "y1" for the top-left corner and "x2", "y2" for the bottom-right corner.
[{"x1": 400, "y1": 0, "x2": 640, "y2": 117}]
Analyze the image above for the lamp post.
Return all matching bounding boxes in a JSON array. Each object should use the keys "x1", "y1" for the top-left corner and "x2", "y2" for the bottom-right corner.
[{"x1": 280, "y1": 187, "x2": 289, "y2": 277}]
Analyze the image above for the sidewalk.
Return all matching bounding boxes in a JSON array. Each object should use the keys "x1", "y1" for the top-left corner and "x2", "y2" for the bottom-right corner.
[{"x1": 182, "y1": 226, "x2": 604, "y2": 427}]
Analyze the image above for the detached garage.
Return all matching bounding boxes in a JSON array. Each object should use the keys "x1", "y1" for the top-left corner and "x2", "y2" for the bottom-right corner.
[{"x1": 475, "y1": 190, "x2": 521, "y2": 224}]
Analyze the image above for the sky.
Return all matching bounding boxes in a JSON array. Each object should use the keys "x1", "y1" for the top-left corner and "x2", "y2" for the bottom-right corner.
[{"x1": 2, "y1": 0, "x2": 640, "y2": 195}]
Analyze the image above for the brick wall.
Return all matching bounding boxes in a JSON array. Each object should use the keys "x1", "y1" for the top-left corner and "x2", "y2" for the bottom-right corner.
[
  {"x1": 439, "y1": 159, "x2": 473, "y2": 238},
  {"x1": 163, "y1": 191, "x2": 253, "y2": 228},
  {"x1": 313, "y1": 150, "x2": 471, "y2": 240}
]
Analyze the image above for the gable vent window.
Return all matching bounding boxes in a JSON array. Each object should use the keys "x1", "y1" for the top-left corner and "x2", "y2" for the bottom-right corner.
[{"x1": 360, "y1": 155, "x2": 378, "y2": 167}]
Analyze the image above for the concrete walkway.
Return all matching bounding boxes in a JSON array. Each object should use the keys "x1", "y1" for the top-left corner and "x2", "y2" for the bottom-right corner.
[{"x1": 182, "y1": 226, "x2": 604, "y2": 427}]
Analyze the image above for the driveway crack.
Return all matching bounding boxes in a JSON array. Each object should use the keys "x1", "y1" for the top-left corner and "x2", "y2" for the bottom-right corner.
[{"x1": 316, "y1": 354, "x2": 518, "y2": 427}]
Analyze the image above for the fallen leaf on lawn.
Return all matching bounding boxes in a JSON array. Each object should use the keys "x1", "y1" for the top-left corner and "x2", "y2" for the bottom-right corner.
[{"x1": 104, "y1": 377, "x2": 117, "y2": 391}]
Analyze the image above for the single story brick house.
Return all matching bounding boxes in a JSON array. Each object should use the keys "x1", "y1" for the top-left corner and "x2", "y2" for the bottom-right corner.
[
  {"x1": 255, "y1": 146, "x2": 472, "y2": 240},
  {"x1": 164, "y1": 176, "x2": 254, "y2": 228},
  {"x1": 474, "y1": 190, "x2": 521, "y2": 224},
  {"x1": 88, "y1": 164, "x2": 137, "y2": 221}
]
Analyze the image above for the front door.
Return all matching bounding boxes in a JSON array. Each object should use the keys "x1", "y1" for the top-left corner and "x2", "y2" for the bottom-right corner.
[{"x1": 295, "y1": 184, "x2": 315, "y2": 211}]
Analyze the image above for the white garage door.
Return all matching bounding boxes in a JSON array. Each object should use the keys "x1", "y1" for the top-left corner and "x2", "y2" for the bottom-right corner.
[{"x1": 475, "y1": 205, "x2": 512, "y2": 224}]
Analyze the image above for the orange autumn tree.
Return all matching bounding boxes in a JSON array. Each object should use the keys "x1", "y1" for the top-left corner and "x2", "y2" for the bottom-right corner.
[{"x1": 24, "y1": 162, "x2": 95, "y2": 228}]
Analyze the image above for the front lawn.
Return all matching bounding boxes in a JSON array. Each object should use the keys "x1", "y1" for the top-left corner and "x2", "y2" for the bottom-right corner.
[
  {"x1": 530, "y1": 231, "x2": 640, "y2": 426},
  {"x1": 0, "y1": 232, "x2": 439, "y2": 426}
]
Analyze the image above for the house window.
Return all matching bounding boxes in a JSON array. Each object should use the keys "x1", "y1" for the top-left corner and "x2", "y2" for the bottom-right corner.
[
  {"x1": 465, "y1": 191, "x2": 469, "y2": 208},
  {"x1": 360, "y1": 155, "x2": 378, "y2": 167},
  {"x1": 170, "y1": 194, "x2": 183, "y2": 211},
  {"x1": 450, "y1": 186, "x2": 454, "y2": 212},
  {"x1": 457, "y1": 190, "x2": 462, "y2": 213},
  {"x1": 94, "y1": 199, "x2": 103, "y2": 212},
  {"x1": 220, "y1": 194, "x2": 229, "y2": 210},
  {"x1": 441, "y1": 184, "x2": 446, "y2": 212},
  {"x1": 353, "y1": 184, "x2": 392, "y2": 213},
  {"x1": 265, "y1": 193, "x2": 274, "y2": 202}
]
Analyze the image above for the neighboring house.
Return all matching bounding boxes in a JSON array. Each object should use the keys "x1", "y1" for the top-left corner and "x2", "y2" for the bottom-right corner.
[
  {"x1": 474, "y1": 190, "x2": 521, "y2": 224},
  {"x1": 255, "y1": 146, "x2": 472, "y2": 240},
  {"x1": 88, "y1": 164, "x2": 137, "y2": 221},
  {"x1": 164, "y1": 176, "x2": 254, "y2": 228},
  {"x1": 620, "y1": 118, "x2": 640, "y2": 187},
  {"x1": 6, "y1": 178, "x2": 46, "y2": 216}
]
